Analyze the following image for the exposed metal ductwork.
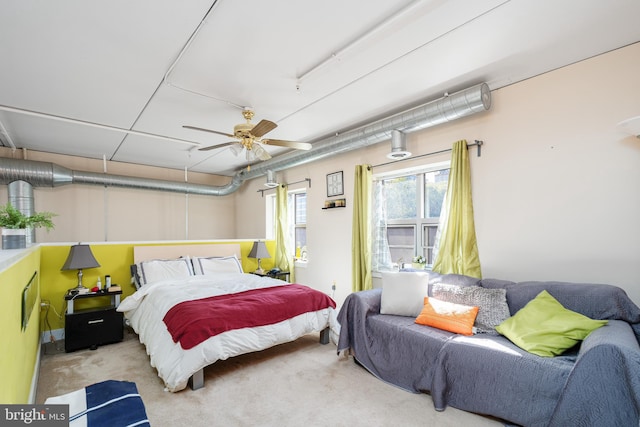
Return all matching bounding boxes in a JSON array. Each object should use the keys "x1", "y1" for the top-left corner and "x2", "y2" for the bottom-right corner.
[
  {"x1": 0, "y1": 83, "x2": 490, "y2": 195},
  {"x1": 0, "y1": 158, "x2": 243, "y2": 195},
  {"x1": 387, "y1": 130, "x2": 411, "y2": 160},
  {"x1": 238, "y1": 82, "x2": 490, "y2": 181},
  {"x1": 7, "y1": 180, "x2": 35, "y2": 244}
]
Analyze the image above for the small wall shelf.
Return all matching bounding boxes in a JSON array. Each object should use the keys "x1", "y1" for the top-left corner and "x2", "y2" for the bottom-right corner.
[{"x1": 322, "y1": 198, "x2": 346, "y2": 209}]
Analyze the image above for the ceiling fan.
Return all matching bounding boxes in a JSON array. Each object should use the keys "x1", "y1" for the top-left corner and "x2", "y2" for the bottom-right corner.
[{"x1": 183, "y1": 109, "x2": 311, "y2": 162}]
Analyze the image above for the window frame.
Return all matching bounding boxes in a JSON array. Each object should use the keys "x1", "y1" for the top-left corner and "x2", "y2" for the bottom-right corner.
[
  {"x1": 292, "y1": 191, "x2": 307, "y2": 258},
  {"x1": 373, "y1": 161, "x2": 450, "y2": 269},
  {"x1": 266, "y1": 187, "x2": 307, "y2": 260}
]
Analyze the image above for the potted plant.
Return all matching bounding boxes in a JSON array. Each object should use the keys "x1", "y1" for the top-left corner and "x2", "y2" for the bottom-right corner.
[
  {"x1": 0, "y1": 202, "x2": 56, "y2": 249},
  {"x1": 412, "y1": 255, "x2": 426, "y2": 269}
]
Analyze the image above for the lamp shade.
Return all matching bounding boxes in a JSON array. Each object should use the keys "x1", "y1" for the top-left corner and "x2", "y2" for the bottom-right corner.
[
  {"x1": 248, "y1": 241, "x2": 270, "y2": 259},
  {"x1": 61, "y1": 244, "x2": 101, "y2": 271}
]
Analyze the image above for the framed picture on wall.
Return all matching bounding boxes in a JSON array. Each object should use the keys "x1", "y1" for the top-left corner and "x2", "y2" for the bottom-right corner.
[{"x1": 326, "y1": 171, "x2": 344, "y2": 197}]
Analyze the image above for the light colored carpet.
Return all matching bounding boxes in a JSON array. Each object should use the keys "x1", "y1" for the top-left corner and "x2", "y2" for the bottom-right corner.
[{"x1": 36, "y1": 329, "x2": 503, "y2": 426}]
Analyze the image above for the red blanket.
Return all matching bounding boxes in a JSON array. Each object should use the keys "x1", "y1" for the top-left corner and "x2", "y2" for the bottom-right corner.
[{"x1": 163, "y1": 284, "x2": 336, "y2": 349}]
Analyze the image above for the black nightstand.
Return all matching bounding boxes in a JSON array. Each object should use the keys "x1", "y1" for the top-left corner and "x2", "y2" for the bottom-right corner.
[
  {"x1": 252, "y1": 271, "x2": 290, "y2": 281},
  {"x1": 64, "y1": 289, "x2": 123, "y2": 352}
]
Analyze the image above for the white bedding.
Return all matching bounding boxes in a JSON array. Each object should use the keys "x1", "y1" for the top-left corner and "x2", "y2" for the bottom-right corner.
[{"x1": 117, "y1": 273, "x2": 336, "y2": 392}]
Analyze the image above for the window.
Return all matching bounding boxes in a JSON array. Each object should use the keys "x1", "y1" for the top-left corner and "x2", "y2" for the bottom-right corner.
[
  {"x1": 374, "y1": 162, "x2": 449, "y2": 269},
  {"x1": 293, "y1": 192, "x2": 307, "y2": 256},
  {"x1": 266, "y1": 189, "x2": 307, "y2": 259}
]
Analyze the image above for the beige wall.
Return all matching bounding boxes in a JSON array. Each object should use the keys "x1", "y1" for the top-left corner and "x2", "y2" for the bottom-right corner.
[
  {"x1": 472, "y1": 43, "x2": 639, "y2": 293},
  {"x1": 0, "y1": 150, "x2": 237, "y2": 242},
  {"x1": 238, "y1": 42, "x2": 640, "y2": 305},
  {"x1": 2, "y1": 43, "x2": 639, "y2": 305}
]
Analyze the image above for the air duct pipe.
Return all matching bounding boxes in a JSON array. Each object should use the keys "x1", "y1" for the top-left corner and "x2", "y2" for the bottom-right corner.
[
  {"x1": 387, "y1": 130, "x2": 411, "y2": 160},
  {"x1": 264, "y1": 170, "x2": 279, "y2": 188},
  {"x1": 0, "y1": 158, "x2": 242, "y2": 195},
  {"x1": 0, "y1": 83, "x2": 489, "y2": 194},
  {"x1": 7, "y1": 180, "x2": 35, "y2": 244},
  {"x1": 239, "y1": 82, "x2": 490, "y2": 181}
]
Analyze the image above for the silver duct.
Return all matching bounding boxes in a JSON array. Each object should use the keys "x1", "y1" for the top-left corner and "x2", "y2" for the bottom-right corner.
[
  {"x1": 0, "y1": 83, "x2": 490, "y2": 194},
  {"x1": 387, "y1": 130, "x2": 411, "y2": 160},
  {"x1": 7, "y1": 180, "x2": 35, "y2": 244},
  {"x1": 264, "y1": 170, "x2": 279, "y2": 188},
  {"x1": 0, "y1": 158, "x2": 242, "y2": 195},
  {"x1": 239, "y1": 82, "x2": 490, "y2": 181}
]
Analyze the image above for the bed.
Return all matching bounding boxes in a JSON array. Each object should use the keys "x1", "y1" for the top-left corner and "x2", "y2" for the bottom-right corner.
[{"x1": 118, "y1": 244, "x2": 337, "y2": 392}]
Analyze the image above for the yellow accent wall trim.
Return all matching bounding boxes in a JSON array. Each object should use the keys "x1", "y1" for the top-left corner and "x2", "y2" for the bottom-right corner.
[
  {"x1": 0, "y1": 247, "x2": 41, "y2": 403},
  {"x1": 39, "y1": 240, "x2": 276, "y2": 330},
  {"x1": 0, "y1": 239, "x2": 275, "y2": 403}
]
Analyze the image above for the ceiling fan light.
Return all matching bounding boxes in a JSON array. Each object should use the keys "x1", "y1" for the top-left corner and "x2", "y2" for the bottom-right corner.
[
  {"x1": 253, "y1": 144, "x2": 271, "y2": 161},
  {"x1": 386, "y1": 130, "x2": 412, "y2": 160},
  {"x1": 229, "y1": 142, "x2": 243, "y2": 156},
  {"x1": 259, "y1": 152, "x2": 271, "y2": 161}
]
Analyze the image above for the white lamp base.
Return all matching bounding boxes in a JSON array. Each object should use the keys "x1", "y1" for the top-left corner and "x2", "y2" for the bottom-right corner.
[{"x1": 254, "y1": 258, "x2": 265, "y2": 275}]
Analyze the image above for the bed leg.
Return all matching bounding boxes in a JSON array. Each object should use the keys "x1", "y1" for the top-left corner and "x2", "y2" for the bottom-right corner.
[
  {"x1": 319, "y1": 327, "x2": 330, "y2": 345},
  {"x1": 189, "y1": 369, "x2": 204, "y2": 390}
]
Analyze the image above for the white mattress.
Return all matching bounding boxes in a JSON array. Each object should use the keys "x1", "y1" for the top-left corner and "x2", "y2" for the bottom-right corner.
[{"x1": 117, "y1": 273, "x2": 336, "y2": 392}]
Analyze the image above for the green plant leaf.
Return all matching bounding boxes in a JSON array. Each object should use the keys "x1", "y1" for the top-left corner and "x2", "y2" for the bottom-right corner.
[{"x1": 0, "y1": 203, "x2": 56, "y2": 230}]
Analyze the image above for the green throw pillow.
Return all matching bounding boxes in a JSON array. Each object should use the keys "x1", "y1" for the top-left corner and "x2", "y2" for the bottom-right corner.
[{"x1": 496, "y1": 290, "x2": 608, "y2": 357}]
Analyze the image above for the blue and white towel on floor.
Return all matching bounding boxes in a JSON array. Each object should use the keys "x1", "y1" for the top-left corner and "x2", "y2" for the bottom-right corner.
[{"x1": 45, "y1": 380, "x2": 150, "y2": 427}]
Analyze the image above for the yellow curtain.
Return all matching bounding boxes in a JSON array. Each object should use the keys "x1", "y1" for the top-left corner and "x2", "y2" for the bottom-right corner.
[
  {"x1": 275, "y1": 184, "x2": 294, "y2": 282},
  {"x1": 352, "y1": 165, "x2": 373, "y2": 291},
  {"x1": 432, "y1": 140, "x2": 482, "y2": 278}
]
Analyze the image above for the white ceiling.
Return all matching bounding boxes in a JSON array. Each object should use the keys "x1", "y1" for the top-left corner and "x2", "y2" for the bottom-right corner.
[{"x1": 1, "y1": 0, "x2": 639, "y2": 176}]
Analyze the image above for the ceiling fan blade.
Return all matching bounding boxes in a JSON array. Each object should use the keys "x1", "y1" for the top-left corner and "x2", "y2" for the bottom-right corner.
[
  {"x1": 250, "y1": 119, "x2": 277, "y2": 138},
  {"x1": 198, "y1": 141, "x2": 236, "y2": 151},
  {"x1": 263, "y1": 139, "x2": 312, "y2": 150},
  {"x1": 183, "y1": 125, "x2": 235, "y2": 138}
]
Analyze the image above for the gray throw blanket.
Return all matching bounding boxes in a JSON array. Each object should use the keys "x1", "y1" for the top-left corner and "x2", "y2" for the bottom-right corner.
[
  {"x1": 337, "y1": 279, "x2": 640, "y2": 427},
  {"x1": 548, "y1": 320, "x2": 640, "y2": 427},
  {"x1": 484, "y1": 280, "x2": 640, "y2": 340}
]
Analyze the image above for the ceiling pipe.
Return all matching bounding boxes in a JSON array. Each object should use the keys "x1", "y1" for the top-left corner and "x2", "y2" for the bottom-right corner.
[
  {"x1": 239, "y1": 82, "x2": 490, "y2": 181},
  {"x1": 7, "y1": 180, "x2": 36, "y2": 244},
  {"x1": 264, "y1": 170, "x2": 279, "y2": 188},
  {"x1": 0, "y1": 157, "x2": 242, "y2": 196},
  {"x1": 0, "y1": 83, "x2": 490, "y2": 195},
  {"x1": 386, "y1": 130, "x2": 411, "y2": 160}
]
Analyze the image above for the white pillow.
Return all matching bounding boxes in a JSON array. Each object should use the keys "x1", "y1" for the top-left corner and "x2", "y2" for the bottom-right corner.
[
  {"x1": 137, "y1": 258, "x2": 193, "y2": 286},
  {"x1": 380, "y1": 271, "x2": 430, "y2": 317},
  {"x1": 193, "y1": 255, "x2": 243, "y2": 275}
]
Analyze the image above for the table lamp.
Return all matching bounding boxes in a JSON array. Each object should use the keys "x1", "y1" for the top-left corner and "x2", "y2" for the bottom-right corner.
[
  {"x1": 248, "y1": 241, "x2": 270, "y2": 274},
  {"x1": 61, "y1": 244, "x2": 101, "y2": 291}
]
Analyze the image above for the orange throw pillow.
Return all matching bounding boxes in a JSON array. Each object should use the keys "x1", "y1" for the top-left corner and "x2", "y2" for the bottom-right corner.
[{"x1": 415, "y1": 297, "x2": 479, "y2": 336}]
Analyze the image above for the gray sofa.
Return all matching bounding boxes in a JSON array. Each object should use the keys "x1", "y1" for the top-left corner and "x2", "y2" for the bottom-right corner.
[{"x1": 337, "y1": 273, "x2": 640, "y2": 427}]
